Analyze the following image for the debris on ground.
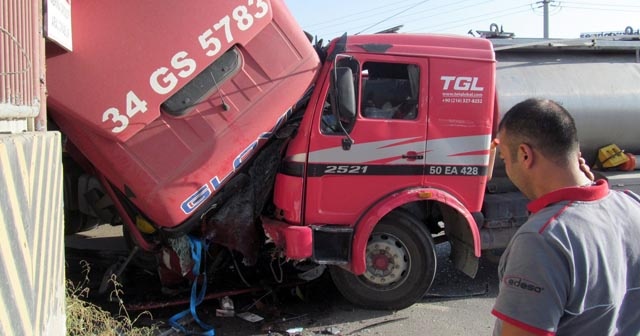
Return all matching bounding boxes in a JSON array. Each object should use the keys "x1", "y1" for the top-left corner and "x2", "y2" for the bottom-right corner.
[
  {"x1": 216, "y1": 296, "x2": 235, "y2": 317},
  {"x1": 286, "y1": 327, "x2": 304, "y2": 335},
  {"x1": 346, "y1": 317, "x2": 408, "y2": 335},
  {"x1": 321, "y1": 326, "x2": 341, "y2": 335},
  {"x1": 236, "y1": 311, "x2": 264, "y2": 322}
]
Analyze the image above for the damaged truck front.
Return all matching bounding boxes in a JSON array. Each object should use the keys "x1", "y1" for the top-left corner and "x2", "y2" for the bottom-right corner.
[
  {"x1": 49, "y1": 0, "x2": 503, "y2": 311},
  {"x1": 47, "y1": 0, "x2": 320, "y2": 285}
]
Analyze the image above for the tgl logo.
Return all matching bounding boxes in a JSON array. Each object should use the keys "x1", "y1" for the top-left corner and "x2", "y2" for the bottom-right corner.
[{"x1": 440, "y1": 76, "x2": 484, "y2": 91}]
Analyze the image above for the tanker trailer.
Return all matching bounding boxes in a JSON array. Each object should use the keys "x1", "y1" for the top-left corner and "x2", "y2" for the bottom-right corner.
[
  {"x1": 492, "y1": 38, "x2": 640, "y2": 191},
  {"x1": 479, "y1": 38, "x2": 640, "y2": 249}
]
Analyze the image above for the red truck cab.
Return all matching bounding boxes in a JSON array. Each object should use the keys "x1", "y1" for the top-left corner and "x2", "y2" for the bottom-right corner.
[
  {"x1": 46, "y1": 0, "x2": 319, "y2": 235},
  {"x1": 266, "y1": 33, "x2": 496, "y2": 309}
]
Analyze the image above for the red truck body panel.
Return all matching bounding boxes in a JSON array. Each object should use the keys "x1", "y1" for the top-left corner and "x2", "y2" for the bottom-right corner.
[
  {"x1": 268, "y1": 34, "x2": 494, "y2": 278},
  {"x1": 46, "y1": 0, "x2": 319, "y2": 228},
  {"x1": 275, "y1": 34, "x2": 495, "y2": 230}
]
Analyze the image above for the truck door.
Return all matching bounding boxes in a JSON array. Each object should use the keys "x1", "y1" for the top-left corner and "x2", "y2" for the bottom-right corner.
[{"x1": 305, "y1": 56, "x2": 427, "y2": 225}]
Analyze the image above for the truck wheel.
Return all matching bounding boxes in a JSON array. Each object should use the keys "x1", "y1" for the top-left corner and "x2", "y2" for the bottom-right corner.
[{"x1": 330, "y1": 210, "x2": 436, "y2": 310}]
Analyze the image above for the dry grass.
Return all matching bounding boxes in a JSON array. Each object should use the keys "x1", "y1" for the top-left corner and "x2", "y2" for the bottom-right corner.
[{"x1": 66, "y1": 260, "x2": 161, "y2": 336}]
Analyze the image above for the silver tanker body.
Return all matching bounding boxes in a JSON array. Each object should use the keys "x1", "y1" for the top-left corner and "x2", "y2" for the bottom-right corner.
[
  {"x1": 480, "y1": 39, "x2": 640, "y2": 246},
  {"x1": 492, "y1": 38, "x2": 640, "y2": 169}
]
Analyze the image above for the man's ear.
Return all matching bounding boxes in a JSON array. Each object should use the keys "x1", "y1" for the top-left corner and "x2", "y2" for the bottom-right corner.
[{"x1": 519, "y1": 143, "x2": 534, "y2": 168}]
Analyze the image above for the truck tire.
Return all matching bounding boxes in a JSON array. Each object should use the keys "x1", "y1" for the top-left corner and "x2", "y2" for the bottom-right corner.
[{"x1": 330, "y1": 210, "x2": 436, "y2": 310}]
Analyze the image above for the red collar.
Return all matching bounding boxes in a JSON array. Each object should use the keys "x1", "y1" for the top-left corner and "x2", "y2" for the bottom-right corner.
[{"x1": 527, "y1": 179, "x2": 610, "y2": 214}]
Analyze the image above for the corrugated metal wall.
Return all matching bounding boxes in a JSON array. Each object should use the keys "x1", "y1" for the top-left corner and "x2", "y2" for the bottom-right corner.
[
  {"x1": 1, "y1": 0, "x2": 66, "y2": 335},
  {"x1": 1, "y1": 0, "x2": 39, "y2": 106},
  {"x1": 1, "y1": 0, "x2": 42, "y2": 131},
  {"x1": 0, "y1": 132, "x2": 65, "y2": 335}
]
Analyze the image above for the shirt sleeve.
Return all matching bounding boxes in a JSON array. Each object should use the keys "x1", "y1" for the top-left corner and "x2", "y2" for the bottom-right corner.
[{"x1": 492, "y1": 232, "x2": 571, "y2": 335}]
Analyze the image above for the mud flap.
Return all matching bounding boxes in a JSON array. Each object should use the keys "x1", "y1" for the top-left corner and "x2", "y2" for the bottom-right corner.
[
  {"x1": 449, "y1": 237, "x2": 479, "y2": 278},
  {"x1": 442, "y1": 207, "x2": 479, "y2": 278}
]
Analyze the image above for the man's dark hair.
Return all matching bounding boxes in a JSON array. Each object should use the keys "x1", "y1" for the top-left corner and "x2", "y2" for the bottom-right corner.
[{"x1": 498, "y1": 98, "x2": 579, "y2": 164}]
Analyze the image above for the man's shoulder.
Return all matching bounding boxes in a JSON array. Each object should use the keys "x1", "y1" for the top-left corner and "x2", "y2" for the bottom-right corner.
[
  {"x1": 597, "y1": 189, "x2": 640, "y2": 219},
  {"x1": 611, "y1": 189, "x2": 640, "y2": 206},
  {"x1": 522, "y1": 190, "x2": 640, "y2": 236},
  {"x1": 519, "y1": 201, "x2": 572, "y2": 234}
]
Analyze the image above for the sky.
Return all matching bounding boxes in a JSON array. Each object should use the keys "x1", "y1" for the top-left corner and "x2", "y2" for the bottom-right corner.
[{"x1": 283, "y1": 0, "x2": 640, "y2": 41}]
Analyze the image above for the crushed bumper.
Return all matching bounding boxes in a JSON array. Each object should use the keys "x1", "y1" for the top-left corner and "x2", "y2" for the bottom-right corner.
[{"x1": 261, "y1": 216, "x2": 312, "y2": 259}]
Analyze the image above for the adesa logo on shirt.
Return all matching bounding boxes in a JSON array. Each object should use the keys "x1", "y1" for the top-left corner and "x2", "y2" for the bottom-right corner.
[{"x1": 504, "y1": 276, "x2": 544, "y2": 293}]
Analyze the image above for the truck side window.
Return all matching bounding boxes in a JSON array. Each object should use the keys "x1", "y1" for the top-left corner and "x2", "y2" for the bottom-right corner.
[
  {"x1": 361, "y1": 62, "x2": 419, "y2": 120},
  {"x1": 321, "y1": 58, "x2": 360, "y2": 134},
  {"x1": 161, "y1": 47, "x2": 241, "y2": 116}
]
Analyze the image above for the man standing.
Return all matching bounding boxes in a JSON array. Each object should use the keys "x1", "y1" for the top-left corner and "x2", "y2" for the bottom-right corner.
[{"x1": 492, "y1": 98, "x2": 640, "y2": 335}]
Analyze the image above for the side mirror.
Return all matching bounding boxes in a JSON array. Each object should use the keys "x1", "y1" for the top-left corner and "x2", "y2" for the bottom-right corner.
[{"x1": 333, "y1": 67, "x2": 356, "y2": 122}]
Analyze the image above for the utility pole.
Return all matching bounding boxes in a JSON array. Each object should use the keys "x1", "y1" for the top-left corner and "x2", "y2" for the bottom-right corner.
[{"x1": 541, "y1": 0, "x2": 552, "y2": 38}]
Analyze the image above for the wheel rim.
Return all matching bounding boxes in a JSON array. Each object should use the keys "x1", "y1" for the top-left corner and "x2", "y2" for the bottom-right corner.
[{"x1": 362, "y1": 232, "x2": 410, "y2": 290}]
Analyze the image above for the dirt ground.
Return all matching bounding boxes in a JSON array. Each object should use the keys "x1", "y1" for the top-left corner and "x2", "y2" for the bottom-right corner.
[{"x1": 65, "y1": 225, "x2": 499, "y2": 336}]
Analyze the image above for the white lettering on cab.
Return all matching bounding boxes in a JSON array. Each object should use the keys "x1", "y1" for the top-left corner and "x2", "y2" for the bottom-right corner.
[
  {"x1": 101, "y1": 0, "x2": 271, "y2": 134},
  {"x1": 150, "y1": 51, "x2": 197, "y2": 95},
  {"x1": 440, "y1": 76, "x2": 484, "y2": 91}
]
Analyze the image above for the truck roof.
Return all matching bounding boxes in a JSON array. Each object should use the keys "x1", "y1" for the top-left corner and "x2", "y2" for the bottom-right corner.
[{"x1": 340, "y1": 33, "x2": 495, "y2": 61}]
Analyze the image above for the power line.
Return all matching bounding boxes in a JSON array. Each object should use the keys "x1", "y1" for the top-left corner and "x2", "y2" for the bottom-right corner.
[
  {"x1": 382, "y1": 0, "x2": 484, "y2": 21},
  {"x1": 406, "y1": 4, "x2": 531, "y2": 33},
  {"x1": 304, "y1": 0, "x2": 481, "y2": 39},
  {"x1": 356, "y1": 0, "x2": 430, "y2": 34},
  {"x1": 300, "y1": 0, "x2": 422, "y2": 30},
  {"x1": 561, "y1": 5, "x2": 640, "y2": 13},
  {"x1": 561, "y1": 1, "x2": 640, "y2": 8},
  {"x1": 301, "y1": 0, "x2": 640, "y2": 40},
  {"x1": 392, "y1": 0, "x2": 492, "y2": 24},
  {"x1": 432, "y1": 8, "x2": 534, "y2": 34},
  {"x1": 305, "y1": 1, "x2": 431, "y2": 39}
]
